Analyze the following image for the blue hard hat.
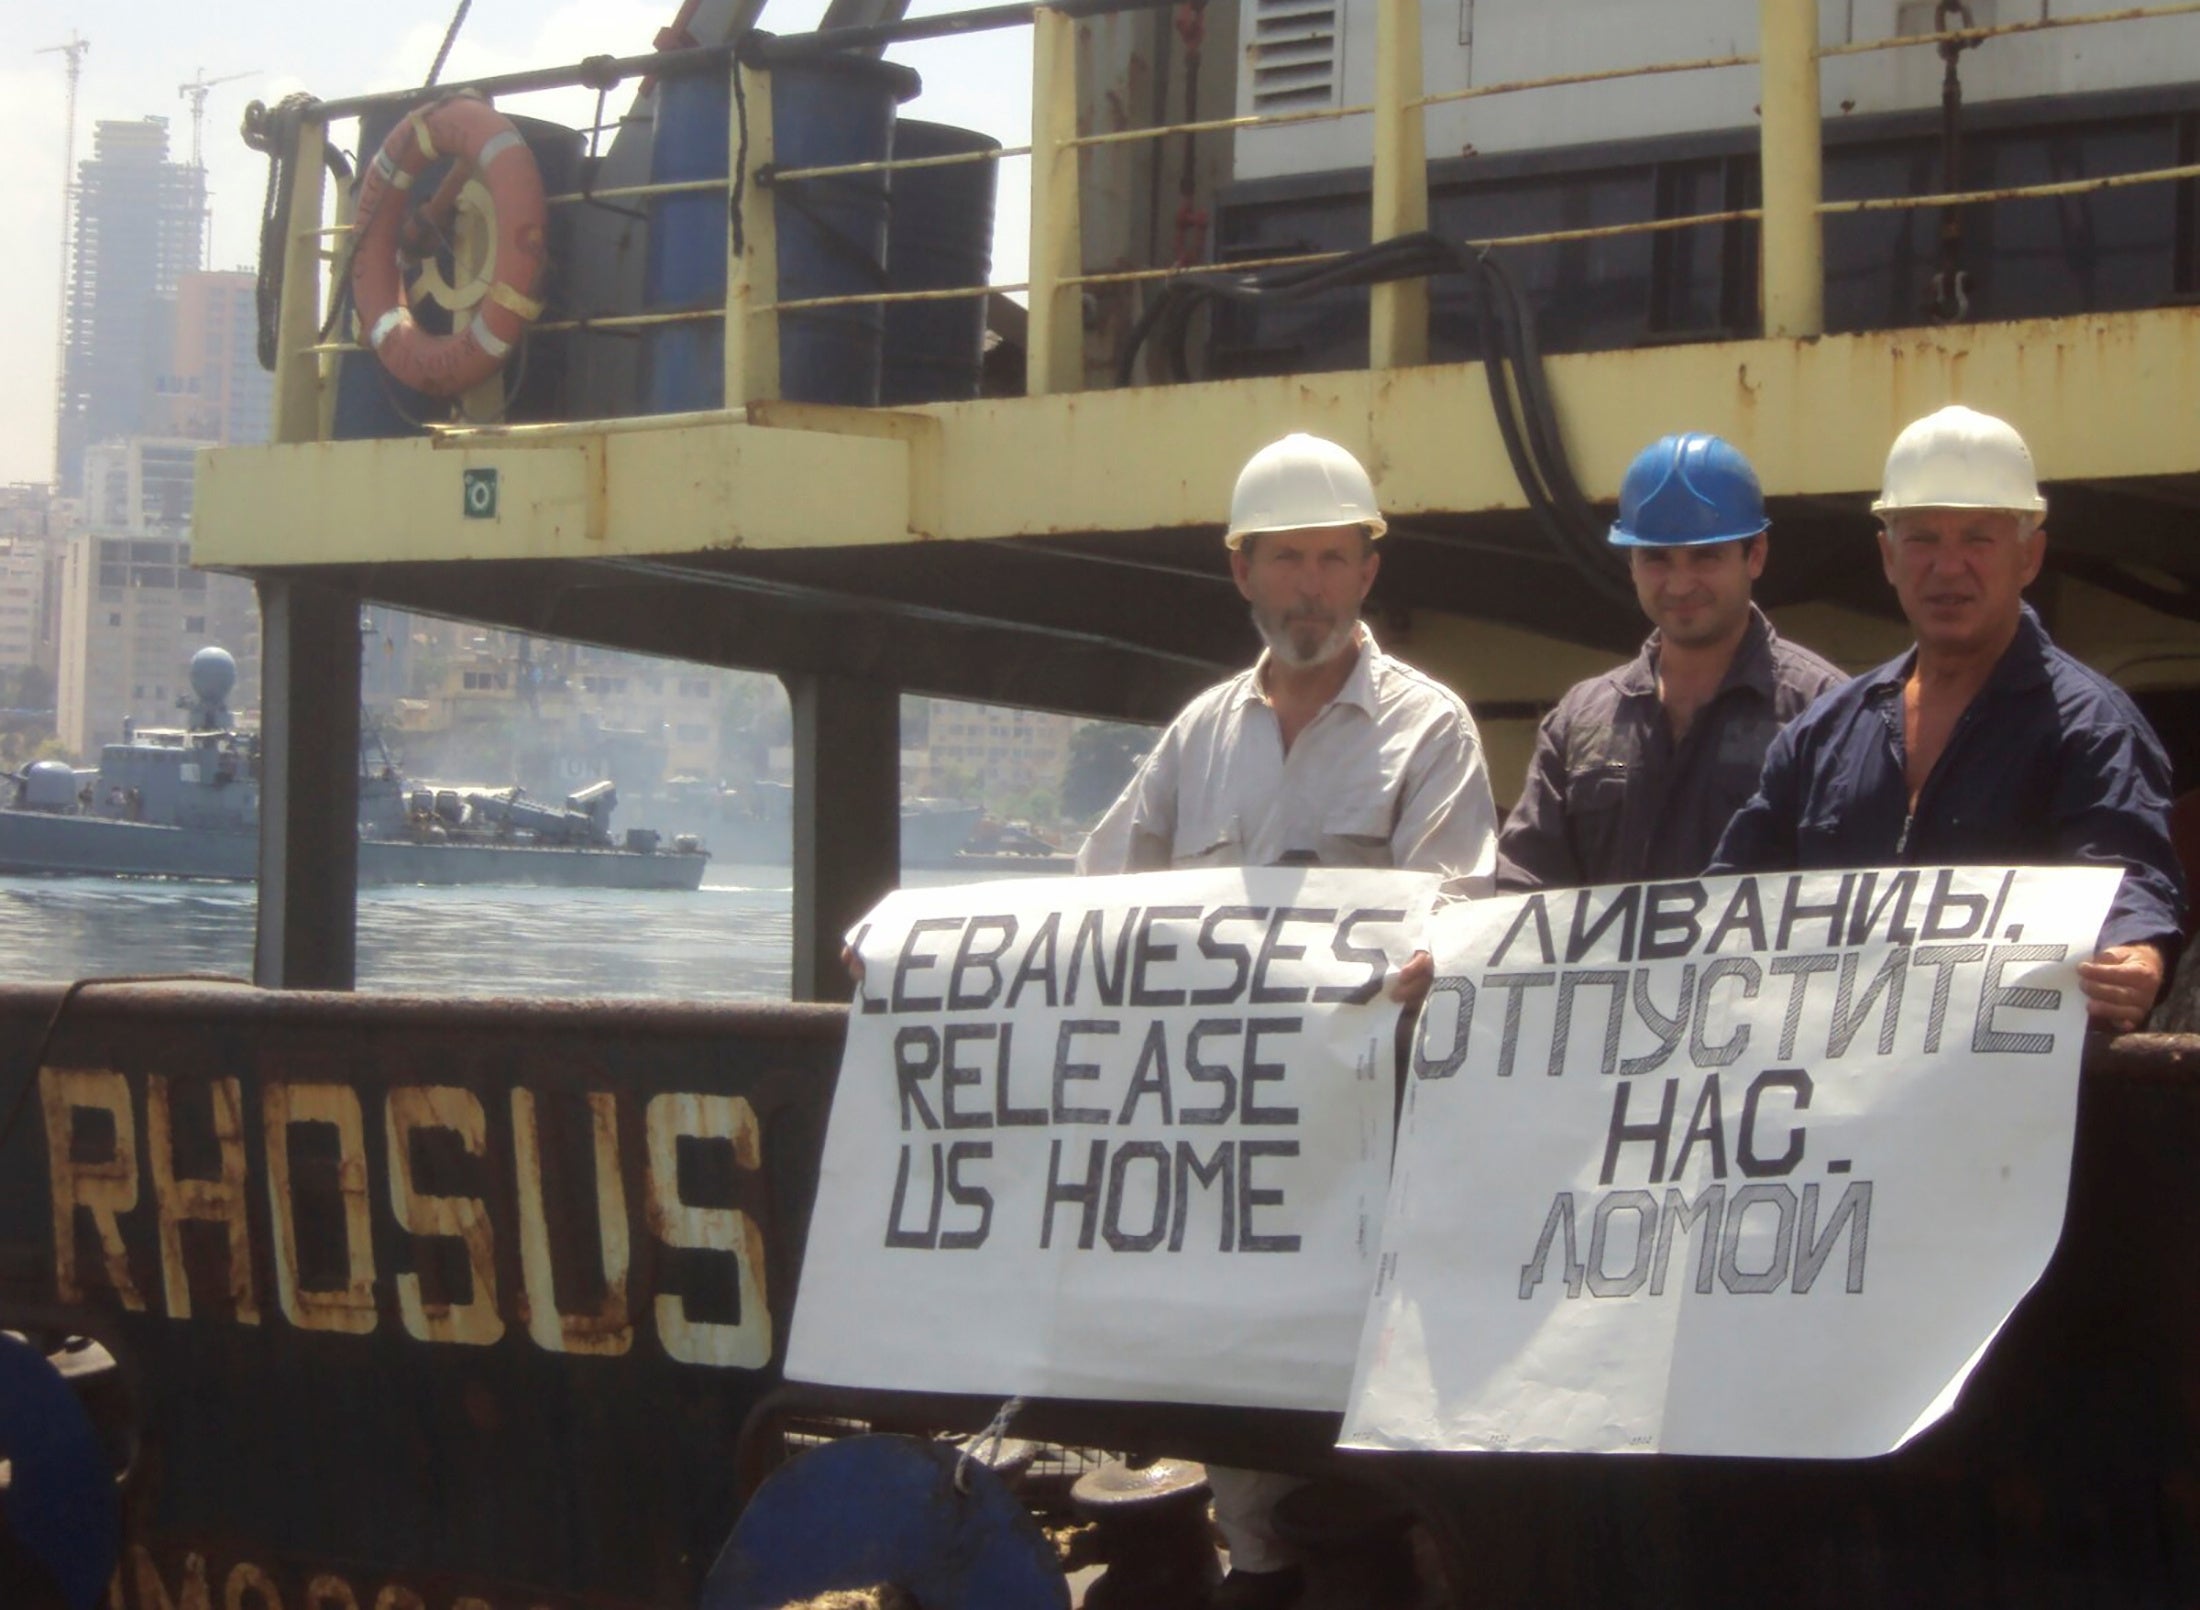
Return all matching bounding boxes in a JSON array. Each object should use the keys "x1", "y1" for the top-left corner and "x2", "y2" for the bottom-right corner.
[{"x1": 1609, "y1": 433, "x2": 1771, "y2": 547}]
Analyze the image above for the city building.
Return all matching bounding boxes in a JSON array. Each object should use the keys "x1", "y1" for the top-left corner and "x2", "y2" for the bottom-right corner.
[
  {"x1": 385, "y1": 632, "x2": 746, "y2": 799},
  {"x1": 53, "y1": 531, "x2": 259, "y2": 757},
  {"x1": 918, "y1": 700, "x2": 1076, "y2": 816},
  {"x1": 0, "y1": 485, "x2": 68, "y2": 685},
  {"x1": 158, "y1": 271, "x2": 272, "y2": 446},
  {"x1": 81, "y1": 439, "x2": 203, "y2": 532},
  {"x1": 56, "y1": 119, "x2": 205, "y2": 495},
  {"x1": 0, "y1": 543, "x2": 52, "y2": 680}
]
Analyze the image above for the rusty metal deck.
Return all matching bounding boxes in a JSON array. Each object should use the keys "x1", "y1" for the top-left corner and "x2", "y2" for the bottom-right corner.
[{"x1": 2, "y1": 984, "x2": 2196, "y2": 1606}]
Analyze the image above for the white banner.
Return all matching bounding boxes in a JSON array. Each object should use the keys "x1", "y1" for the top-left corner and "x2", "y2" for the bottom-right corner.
[
  {"x1": 1343, "y1": 865, "x2": 2120, "y2": 1459},
  {"x1": 786, "y1": 867, "x2": 1439, "y2": 1410}
]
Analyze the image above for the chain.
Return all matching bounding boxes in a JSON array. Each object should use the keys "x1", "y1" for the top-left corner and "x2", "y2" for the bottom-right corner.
[
  {"x1": 426, "y1": 0, "x2": 474, "y2": 88},
  {"x1": 243, "y1": 92, "x2": 330, "y2": 371},
  {"x1": 1170, "y1": 0, "x2": 1211, "y2": 267},
  {"x1": 1927, "y1": 0, "x2": 1978, "y2": 321}
]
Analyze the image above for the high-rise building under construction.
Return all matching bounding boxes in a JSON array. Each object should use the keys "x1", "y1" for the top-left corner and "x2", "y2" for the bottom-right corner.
[{"x1": 54, "y1": 118, "x2": 204, "y2": 495}]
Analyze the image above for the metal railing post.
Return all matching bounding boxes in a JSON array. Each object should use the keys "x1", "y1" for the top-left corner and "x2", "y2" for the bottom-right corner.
[
  {"x1": 1027, "y1": 5, "x2": 1085, "y2": 396},
  {"x1": 320, "y1": 180, "x2": 354, "y2": 442},
  {"x1": 726, "y1": 56, "x2": 782, "y2": 406},
  {"x1": 1370, "y1": 0, "x2": 1430, "y2": 367},
  {"x1": 1759, "y1": 0, "x2": 1825, "y2": 338},
  {"x1": 274, "y1": 116, "x2": 330, "y2": 444}
]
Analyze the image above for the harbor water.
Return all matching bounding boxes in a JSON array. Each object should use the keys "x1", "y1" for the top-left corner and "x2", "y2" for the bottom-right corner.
[{"x1": 0, "y1": 867, "x2": 888, "y2": 1001}]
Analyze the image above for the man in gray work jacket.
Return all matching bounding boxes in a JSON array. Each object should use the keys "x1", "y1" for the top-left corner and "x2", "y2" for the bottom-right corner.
[
  {"x1": 1079, "y1": 430, "x2": 1499, "y2": 1609},
  {"x1": 1497, "y1": 432, "x2": 1844, "y2": 891}
]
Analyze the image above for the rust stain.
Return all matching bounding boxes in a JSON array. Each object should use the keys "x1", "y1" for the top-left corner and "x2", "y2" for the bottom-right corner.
[
  {"x1": 386, "y1": 1085, "x2": 504, "y2": 1348},
  {"x1": 305, "y1": 1576, "x2": 363, "y2": 1610},
  {"x1": 133, "y1": 1546, "x2": 210, "y2": 1610},
  {"x1": 264, "y1": 1082, "x2": 380, "y2": 1335},
  {"x1": 42, "y1": 1067, "x2": 147, "y2": 1312},
  {"x1": 147, "y1": 1074, "x2": 260, "y2": 1326},
  {"x1": 510, "y1": 1087, "x2": 635, "y2": 1356},
  {"x1": 224, "y1": 1562, "x2": 283, "y2": 1608},
  {"x1": 643, "y1": 1093, "x2": 770, "y2": 1368}
]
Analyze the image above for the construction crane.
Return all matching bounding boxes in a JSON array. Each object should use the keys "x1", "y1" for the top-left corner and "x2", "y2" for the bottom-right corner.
[
  {"x1": 37, "y1": 31, "x2": 88, "y2": 489},
  {"x1": 178, "y1": 66, "x2": 257, "y2": 171},
  {"x1": 178, "y1": 67, "x2": 258, "y2": 269}
]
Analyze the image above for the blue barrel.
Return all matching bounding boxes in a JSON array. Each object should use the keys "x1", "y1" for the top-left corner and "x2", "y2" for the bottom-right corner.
[
  {"x1": 332, "y1": 109, "x2": 583, "y2": 438},
  {"x1": 644, "y1": 55, "x2": 921, "y2": 412},
  {"x1": 880, "y1": 121, "x2": 1000, "y2": 406}
]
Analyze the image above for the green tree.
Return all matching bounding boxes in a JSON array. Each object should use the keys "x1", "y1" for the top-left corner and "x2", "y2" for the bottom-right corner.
[{"x1": 1063, "y1": 721, "x2": 1154, "y2": 822}]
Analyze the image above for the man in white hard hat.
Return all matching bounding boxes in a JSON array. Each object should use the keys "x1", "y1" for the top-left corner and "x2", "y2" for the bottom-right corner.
[
  {"x1": 1714, "y1": 404, "x2": 2186, "y2": 1027},
  {"x1": 1079, "y1": 432, "x2": 1498, "y2": 893},
  {"x1": 1078, "y1": 431, "x2": 1499, "y2": 1607}
]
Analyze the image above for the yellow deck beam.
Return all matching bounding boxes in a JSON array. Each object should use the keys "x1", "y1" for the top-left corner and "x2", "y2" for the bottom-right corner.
[{"x1": 194, "y1": 307, "x2": 2200, "y2": 567}]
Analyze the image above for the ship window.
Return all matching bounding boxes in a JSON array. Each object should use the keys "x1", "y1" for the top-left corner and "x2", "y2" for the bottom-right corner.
[
  {"x1": 108, "y1": 612, "x2": 122, "y2": 627},
  {"x1": 1250, "y1": 0, "x2": 1339, "y2": 112}
]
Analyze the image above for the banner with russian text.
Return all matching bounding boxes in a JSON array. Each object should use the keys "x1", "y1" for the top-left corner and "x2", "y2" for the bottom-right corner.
[
  {"x1": 1342, "y1": 865, "x2": 2120, "y2": 1458},
  {"x1": 787, "y1": 867, "x2": 1438, "y2": 1410}
]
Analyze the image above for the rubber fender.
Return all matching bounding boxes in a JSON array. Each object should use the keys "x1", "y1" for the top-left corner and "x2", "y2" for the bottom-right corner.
[
  {"x1": 0, "y1": 1333, "x2": 120, "y2": 1610},
  {"x1": 700, "y1": 1434, "x2": 1067, "y2": 1610}
]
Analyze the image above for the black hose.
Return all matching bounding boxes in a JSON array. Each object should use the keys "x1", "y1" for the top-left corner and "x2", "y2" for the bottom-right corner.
[{"x1": 1121, "y1": 231, "x2": 1630, "y2": 607}]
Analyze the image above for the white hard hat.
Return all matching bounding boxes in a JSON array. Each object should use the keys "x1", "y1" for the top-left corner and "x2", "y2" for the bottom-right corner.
[
  {"x1": 1872, "y1": 404, "x2": 2046, "y2": 517},
  {"x1": 1224, "y1": 432, "x2": 1389, "y2": 549}
]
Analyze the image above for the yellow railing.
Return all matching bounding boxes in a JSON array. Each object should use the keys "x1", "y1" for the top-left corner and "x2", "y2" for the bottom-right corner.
[{"x1": 267, "y1": 0, "x2": 2200, "y2": 444}]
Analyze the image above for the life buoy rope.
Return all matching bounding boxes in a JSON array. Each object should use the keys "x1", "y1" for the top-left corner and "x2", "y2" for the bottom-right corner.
[{"x1": 349, "y1": 93, "x2": 547, "y2": 399}]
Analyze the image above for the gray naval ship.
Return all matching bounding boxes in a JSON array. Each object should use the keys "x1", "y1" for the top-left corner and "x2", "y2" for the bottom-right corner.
[{"x1": 0, "y1": 649, "x2": 708, "y2": 890}]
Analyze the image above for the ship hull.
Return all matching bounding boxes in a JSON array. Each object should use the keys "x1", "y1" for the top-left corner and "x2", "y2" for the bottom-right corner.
[{"x1": 0, "y1": 811, "x2": 708, "y2": 890}]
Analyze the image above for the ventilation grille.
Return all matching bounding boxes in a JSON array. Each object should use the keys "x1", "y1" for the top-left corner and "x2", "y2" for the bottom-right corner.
[{"x1": 1250, "y1": 0, "x2": 1341, "y2": 113}]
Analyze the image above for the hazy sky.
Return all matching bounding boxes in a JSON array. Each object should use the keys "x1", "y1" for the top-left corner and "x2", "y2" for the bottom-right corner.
[{"x1": 0, "y1": 0, "x2": 1032, "y2": 485}]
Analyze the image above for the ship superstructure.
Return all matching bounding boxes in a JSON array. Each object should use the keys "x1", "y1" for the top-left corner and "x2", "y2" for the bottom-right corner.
[{"x1": 189, "y1": 0, "x2": 2200, "y2": 990}]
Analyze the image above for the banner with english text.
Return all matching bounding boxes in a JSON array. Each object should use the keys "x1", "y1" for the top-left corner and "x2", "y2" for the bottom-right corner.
[
  {"x1": 1342, "y1": 864, "x2": 2120, "y2": 1459},
  {"x1": 785, "y1": 866, "x2": 1439, "y2": 1410}
]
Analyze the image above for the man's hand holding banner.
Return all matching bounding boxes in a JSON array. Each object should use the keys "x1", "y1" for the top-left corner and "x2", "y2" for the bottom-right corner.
[
  {"x1": 787, "y1": 867, "x2": 1439, "y2": 1411},
  {"x1": 1343, "y1": 865, "x2": 2120, "y2": 1458},
  {"x1": 791, "y1": 864, "x2": 2115, "y2": 1459}
]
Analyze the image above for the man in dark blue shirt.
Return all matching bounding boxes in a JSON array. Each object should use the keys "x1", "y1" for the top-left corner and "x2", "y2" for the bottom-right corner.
[
  {"x1": 1713, "y1": 405, "x2": 2185, "y2": 1030},
  {"x1": 1498, "y1": 433, "x2": 1844, "y2": 890}
]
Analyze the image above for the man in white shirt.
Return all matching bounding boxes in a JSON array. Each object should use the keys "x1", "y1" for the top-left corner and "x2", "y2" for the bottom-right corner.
[
  {"x1": 1077, "y1": 431, "x2": 1499, "y2": 1607},
  {"x1": 1078, "y1": 433, "x2": 1498, "y2": 892}
]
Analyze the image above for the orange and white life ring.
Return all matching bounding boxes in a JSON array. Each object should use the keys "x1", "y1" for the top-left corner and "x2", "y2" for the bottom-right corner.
[{"x1": 350, "y1": 94, "x2": 548, "y2": 399}]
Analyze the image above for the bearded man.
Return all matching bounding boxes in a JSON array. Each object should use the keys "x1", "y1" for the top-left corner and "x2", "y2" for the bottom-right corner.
[{"x1": 1076, "y1": 430, "x2": 1498, "y2": 1607}]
